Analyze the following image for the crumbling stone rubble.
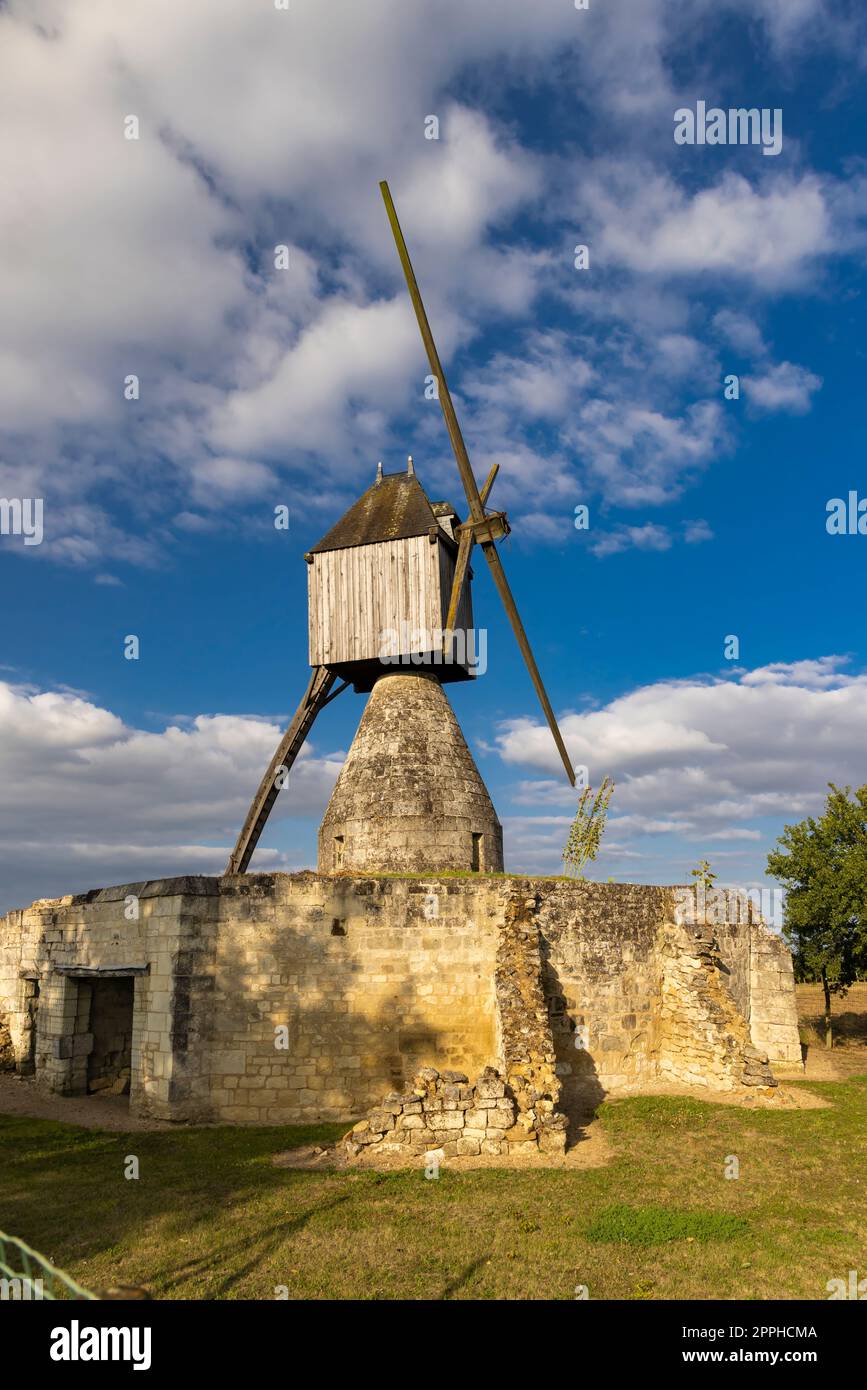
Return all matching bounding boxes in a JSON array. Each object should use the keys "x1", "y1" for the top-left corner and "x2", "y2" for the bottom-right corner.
[
  {"x1": 494, "y1": 887, "x2": 567, "y2": 1154},
  {"x1": 658, "y1": 917, "x2": 778, "y2": 1095},
  {"x1": 0, "y1": 1015, "x2": 15, "y2": 1072},
  {"x1": 344, "y1": 888, "x2": 573, "y2": 1162},
  {"x1": 343, "y1": 1063, "x2": 566, "y2": 1160}
]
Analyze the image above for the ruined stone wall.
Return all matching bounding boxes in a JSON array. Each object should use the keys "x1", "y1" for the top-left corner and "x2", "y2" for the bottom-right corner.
[
  {"x1": 0, "y1": 880, "x2": 219, "y2": 1120},
  {"x1": 207, "y1": 874, "x2": 501, "y2": 1123},
  {"x1": 749, "y1": 920, "x2": 803, "y2": 1068},
  {"x1": 0, "y1": 872, "x2": 803, "y2": 1126},
  {"x1": 656, "y1": 918, "x2": 777, "y2": 1093},
  {"x1": 537, "y1": 882, "x2": 668, "y2": 1099},
  {"x1": 714, "y1": 921, "x2": 752, "y2": 1020}
]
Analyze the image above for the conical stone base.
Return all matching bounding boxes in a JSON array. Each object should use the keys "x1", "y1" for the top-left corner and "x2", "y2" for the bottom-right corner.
[{"x1": 318, "y1": 671, "x2": 503, "y2": 874}]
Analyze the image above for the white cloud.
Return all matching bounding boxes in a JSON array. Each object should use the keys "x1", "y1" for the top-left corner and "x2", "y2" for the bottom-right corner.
[
  {"x1": 745, "y1": 361, "x2": 823, "y2": 413},
  {"x1": 495, "y1": 657, "x2": 867, "y2": 879},
  {"x1": 589, "y1": 522, "x2": 673, "y2": 558},
  {"x1": 683, "y1": 518, "x2": 714, "y2": 544},
  {"x1": 570, "y1": 398, "x2": 727, "y2": 507},
  {"x1": 712, "y1": 309, "x2": 767, "y2": 358},
  {"x1": 1, "y1": 0, "x2": 864, "y2": 573},
  {"x1": 0, "y1": 680, "x2": 344, "y2": 912},
  {"x1": 586, "y1": 167, "x2": 832, "y2": 286}
]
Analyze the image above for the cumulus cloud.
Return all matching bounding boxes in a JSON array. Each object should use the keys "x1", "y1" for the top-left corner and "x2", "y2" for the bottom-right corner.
[
  {"x1": 571, "y1": 398, "x2": 727, "y2": 508},
  {"x1": 1, "y1": 0, "x2": 863, "y2": 573},
  {"x1": 712, "y1": 309, "x2": 767, "y2": 358},
  {"x1": 494, "y1": 657, "x2": 867, "y2": 879},
  {"x1": 0, "y1": 680, "x2": 344, "y2": 912},
  {"x1": 586, "y1": 168, "x2": 832, "y2": 286},
  {"x1": 589, "y1": 522, "x2": 673, "y2": 558},
  {"x1": 745, "y1": 361, "x2": 823, "y2": 414}
]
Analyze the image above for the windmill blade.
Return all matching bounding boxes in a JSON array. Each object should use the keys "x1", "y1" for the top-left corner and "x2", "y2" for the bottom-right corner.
[
  {"x1": 226, "y1": 667, "x2": 346, "y2": 874},
  {"x1": 479, "y1": 462, "x2": 499, "y2": 506},
  {"x1": 380, "y1": 179, "x2": 575, "y2": 785},
  {"x1": 479, "y1": 539, "x2": 575, "y2": 785},
  {"x1": 380, "y1": 181, "x2": 485, "y2": 526}
]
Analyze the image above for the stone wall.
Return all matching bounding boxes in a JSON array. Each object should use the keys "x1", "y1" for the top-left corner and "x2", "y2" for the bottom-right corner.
[
  {"x1": 345, "y1": 1067, "x2": 521, "y2": 1159},
  {"x1": 656, "y1": 918, "x2": 777, "y2": 1093},
  {"x1": 0, "y1": 872, "x2": 802, "y2": 1126},
  {"x1": 538, "y1": 881, "x2": 667, "y2": 1099},
  {"x1": 749, "y1": 920, "x2": 804, "y2": 1068},
  {"x1": 206, "y1": 874, "x2": 501, "y2": 1123}
]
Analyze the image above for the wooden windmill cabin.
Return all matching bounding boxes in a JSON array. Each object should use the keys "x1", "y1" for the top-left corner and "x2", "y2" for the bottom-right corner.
[
  {"x1": 225, "y1": 181, "x2": 575, "y2": 878},
  {"x1": 305, "y1": 456, "x2": 475, "y2": 691}
]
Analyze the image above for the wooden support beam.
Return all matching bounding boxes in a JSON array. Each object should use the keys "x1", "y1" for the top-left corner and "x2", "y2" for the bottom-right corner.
[
  {"x1": 380, "y1": 179, "x2": 574, "y2": 787},
  {"x1": 225, "y1": 667, "x2": 344, "y2": 874},
  {"x1": 443, "y1": 528, "x2": 474, "y2": 656},
  {"x1": 455, "y1": 511, "x2": 510, "y2": 546}
]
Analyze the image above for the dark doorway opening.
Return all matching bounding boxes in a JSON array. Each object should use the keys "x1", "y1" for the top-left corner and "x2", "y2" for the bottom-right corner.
[
  {"x1": 22, "y1": 978, "x2": 39, "y2": 1074},
  {"x1": 87, "y1": 977, "x2": 134, "y2": 1098}
]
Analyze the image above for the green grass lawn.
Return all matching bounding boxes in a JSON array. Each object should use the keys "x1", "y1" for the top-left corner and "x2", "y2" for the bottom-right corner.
[{"x1": 1, "y1": 1079, "x2": 865, "y2": 1300}]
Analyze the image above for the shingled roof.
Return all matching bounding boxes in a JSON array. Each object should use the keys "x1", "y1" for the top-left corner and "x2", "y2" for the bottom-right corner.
[{"x1": 309, "y1": 471, "x2": 458, "y2": 554}]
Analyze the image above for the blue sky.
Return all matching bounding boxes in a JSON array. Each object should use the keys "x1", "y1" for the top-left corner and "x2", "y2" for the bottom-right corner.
[{"x1": 1, "y1": 0, "x2": 867, "y2": 913}]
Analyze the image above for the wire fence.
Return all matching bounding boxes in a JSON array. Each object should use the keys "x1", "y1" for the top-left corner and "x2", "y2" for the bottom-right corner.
[{"x1": 0, "y1": 1229, "x2": 97, "y2": 1301}]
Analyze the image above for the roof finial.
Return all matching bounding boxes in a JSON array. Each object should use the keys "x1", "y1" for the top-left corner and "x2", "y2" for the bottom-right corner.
[
  {"x1": 407, "y1": 454, "x2": 414, "y2": 476},
  {"x1": 375, "y1": 461, "x2": 383, "y2": 483}
]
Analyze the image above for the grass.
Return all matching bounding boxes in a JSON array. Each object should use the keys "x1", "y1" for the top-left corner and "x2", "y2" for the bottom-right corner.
[
  {"x1": 585, "y1": 1203, "x2": 749, "y2": 1247},
  {"x1": 2, "y1": 1076, "x2": 866, "y2": 1300}
]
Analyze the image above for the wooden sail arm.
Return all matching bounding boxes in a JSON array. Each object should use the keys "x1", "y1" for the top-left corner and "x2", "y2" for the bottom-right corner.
[{"x1": 380, "y1": 179, "x2": 574, "y2": 786}]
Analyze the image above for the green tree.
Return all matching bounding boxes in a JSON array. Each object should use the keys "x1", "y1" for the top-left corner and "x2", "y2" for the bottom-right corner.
[
  {"x1": 766, "y1": 783, "x2": 867, "y2": 1048},
  {"x1": 562, "y1": 777, "x2": 614, "y2": 879}
]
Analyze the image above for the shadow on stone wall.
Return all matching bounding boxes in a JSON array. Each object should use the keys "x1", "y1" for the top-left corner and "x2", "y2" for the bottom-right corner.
[
  {"x1": 205, "y1": 903, "x2": 466, "y2": 1123},
  {"x1": 543, "y1": 955, "x2": 605, "y2": 1147}
]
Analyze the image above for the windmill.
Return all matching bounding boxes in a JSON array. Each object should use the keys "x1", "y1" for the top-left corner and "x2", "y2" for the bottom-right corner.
[{"x1": 225, "y1": 181, "x2": 575, "y2": 876}]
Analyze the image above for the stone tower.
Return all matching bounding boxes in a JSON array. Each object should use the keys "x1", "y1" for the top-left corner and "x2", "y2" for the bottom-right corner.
[{"x1": 318, "y1": 670, "x2": 503, "y2": 874}]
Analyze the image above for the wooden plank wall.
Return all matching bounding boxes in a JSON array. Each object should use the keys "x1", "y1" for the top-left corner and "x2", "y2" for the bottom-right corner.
[{"x1": 309, "y1": 536, "x2": 458, "y2": 666}]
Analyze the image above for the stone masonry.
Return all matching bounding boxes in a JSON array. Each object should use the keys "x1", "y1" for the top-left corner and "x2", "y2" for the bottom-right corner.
[
  {"x1": 345, "y1": 1067, "x2": 519, "y2": 1159},
  {"x1": 318, "y1": 672, "x2": 503, "y2": 875},
  {"x1": 0, "y1": 875, "x2": 803, "y2": 1130}
]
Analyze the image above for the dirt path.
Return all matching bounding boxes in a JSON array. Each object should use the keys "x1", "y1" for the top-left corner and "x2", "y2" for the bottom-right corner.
[{"x1": 0, "y1": 1074, "x2": 170, "y2": 1131}]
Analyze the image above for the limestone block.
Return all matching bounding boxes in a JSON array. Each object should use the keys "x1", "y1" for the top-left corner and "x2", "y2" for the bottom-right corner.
[
  {"x1": 485, "y1": 1108, "x2": 512, "y2": 1129},
  {"x1": 431, "y1": 1111, "x2": 464, "y2": 1130},
  {"x1": 463, "y1": 1108, "x2": 488, "y2": 1129},
  {"x1": 456, "y1": 1137, "x2": 481, "y2": 1156}
]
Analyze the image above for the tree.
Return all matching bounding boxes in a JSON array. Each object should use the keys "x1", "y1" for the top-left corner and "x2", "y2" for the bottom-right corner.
[
  {"x1": 690, "y1": 859, "x2": 717, "y2": 891},
  {"x1": 766, "y1": 783, "x2": 867, "y2": 1048},
  {"x1": 562, "y1": 777, "x2": 614, "y2": 879}
]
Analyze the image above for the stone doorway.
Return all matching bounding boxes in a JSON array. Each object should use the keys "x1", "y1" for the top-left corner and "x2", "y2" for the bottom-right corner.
[{"x1": 86, "y1": 977, "x2": 134, "y2": 1097}]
